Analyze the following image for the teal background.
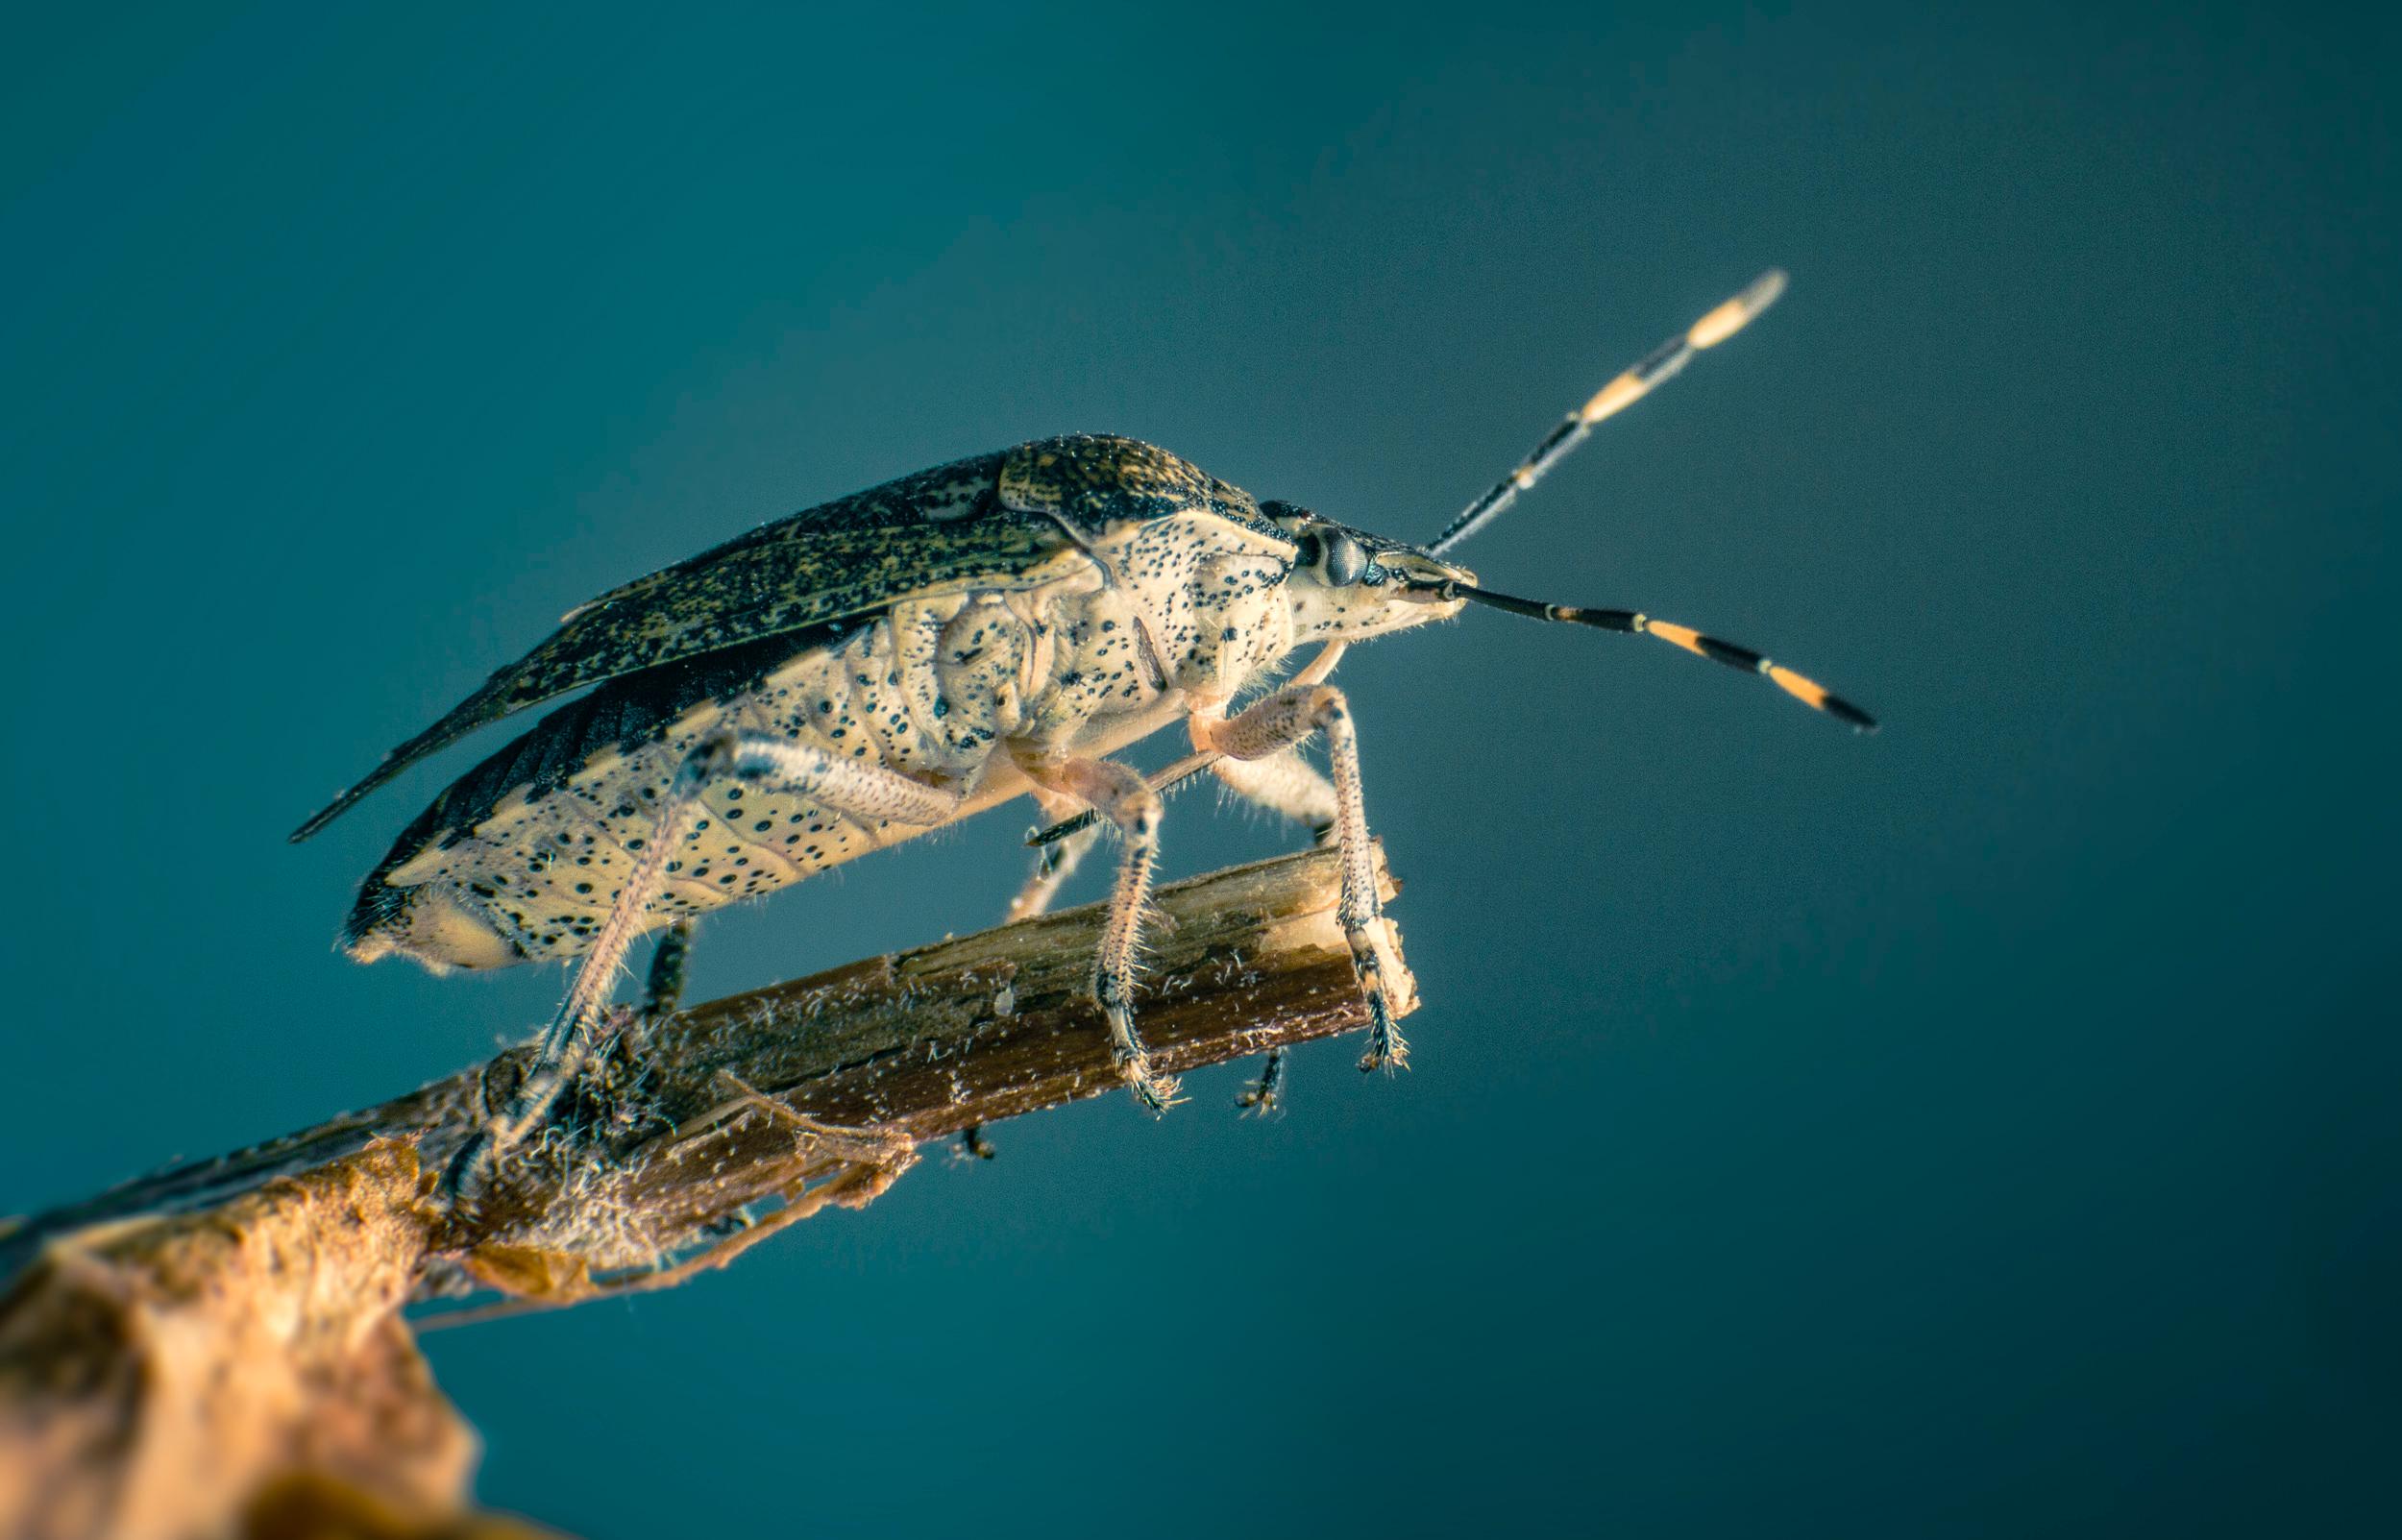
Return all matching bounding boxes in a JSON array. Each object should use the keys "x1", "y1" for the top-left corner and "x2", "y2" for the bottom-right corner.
[{"x1": 3, "y1": 4, "x2": 2393, "y2": 1534}]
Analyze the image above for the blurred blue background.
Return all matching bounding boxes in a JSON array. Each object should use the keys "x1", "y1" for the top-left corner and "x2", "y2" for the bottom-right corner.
[{"x1": 3, "y1": 3, "x2": 2393, "y2": 1534}]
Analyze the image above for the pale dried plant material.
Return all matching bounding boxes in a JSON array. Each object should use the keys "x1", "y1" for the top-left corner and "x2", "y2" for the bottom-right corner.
[
  {"x1": 0, "y1": 847, "x2": 1413, "y2": 1540},
  {"x1": 0, "y1": 1143, "x2": 503, "y2": 1539}
]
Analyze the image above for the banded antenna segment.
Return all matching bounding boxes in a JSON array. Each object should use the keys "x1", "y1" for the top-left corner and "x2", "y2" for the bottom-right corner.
[
  {"x1": 1445, "y1": 580, "x2": 1877, "y2": 732},
  {"x1": 1427, "y1": 268, "x2": 1787, "y2": 554}
]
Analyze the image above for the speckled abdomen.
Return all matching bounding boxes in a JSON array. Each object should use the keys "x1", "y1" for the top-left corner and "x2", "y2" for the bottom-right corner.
[
  {"x1": 342, "y1": 587, "x2": 1091, "y2": 971},
  {"x1": 337, "y1": 501, "x2": 1299, "y2": 975}
]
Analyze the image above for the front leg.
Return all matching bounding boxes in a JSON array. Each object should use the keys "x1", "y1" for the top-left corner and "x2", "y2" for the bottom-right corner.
[
  {"x1": 1210, "y1": 752, "x2": 1330, "y2": 1113},
  {"x1": 1012, "y1": 752, "x2": 1180, "y2": 1111},
  {"x1": 1193, "y1": 685, "x2": 1408, "y2": 1074},
  {"x1": 1024, "y1": 646, "x2": 1350, "y2": 853},
  {"x1": 1211, "y1": 749, "x2": 1337, "y2": 844}
]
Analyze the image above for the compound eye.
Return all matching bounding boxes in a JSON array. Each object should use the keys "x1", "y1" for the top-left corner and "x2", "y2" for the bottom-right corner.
[{"x1": 1320, "y1": 531, "x2": 1368, "y2": 587}]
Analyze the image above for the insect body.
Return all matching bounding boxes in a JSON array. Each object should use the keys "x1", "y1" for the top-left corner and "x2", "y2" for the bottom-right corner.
[
  {"x1": 311, "y1": 439, "x2": 1307, "y2": 975},
  {"x1": 293, "y1": 270, "x2": 1872, "y2": 1184}
]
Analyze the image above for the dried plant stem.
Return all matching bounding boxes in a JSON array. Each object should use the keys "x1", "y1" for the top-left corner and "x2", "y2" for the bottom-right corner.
[{"x1": 0, "y1": 845, "x2": 1414, "y2": 1540}]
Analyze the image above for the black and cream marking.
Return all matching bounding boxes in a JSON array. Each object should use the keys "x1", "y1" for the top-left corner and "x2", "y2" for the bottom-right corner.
[
  {"x1": 1427, "y1": 269, "x2": 1788, "y2": 555},
  {"x1": 1436, "y1": 582, "x2": 1878, "y2": 731}
]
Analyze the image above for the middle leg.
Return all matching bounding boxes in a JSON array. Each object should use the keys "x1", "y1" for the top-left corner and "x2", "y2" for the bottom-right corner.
[
  {"x1": 1011, "y1": 752, "x2": 1179, "y2": 1111},
  {"x1": 967, "y1": 789, "x2": 1103, "y2": 1160}
]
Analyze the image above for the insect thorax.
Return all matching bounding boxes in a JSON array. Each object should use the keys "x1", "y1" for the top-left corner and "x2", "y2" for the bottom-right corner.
[{"x1": 346, "y1": 509, "x2": 1299, "y2": 972}]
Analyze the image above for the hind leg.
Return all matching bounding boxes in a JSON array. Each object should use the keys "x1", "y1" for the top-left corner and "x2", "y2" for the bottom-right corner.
[
  {"x1": 446, "y1": 733, "x2": 963, "y2": 1204},
  {"x1": 572, "y1": 917, "x2": 699, "y2": 1142}
]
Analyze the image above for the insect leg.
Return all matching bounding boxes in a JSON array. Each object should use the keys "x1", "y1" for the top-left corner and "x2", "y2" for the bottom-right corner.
[
  {"x1": 640, "y1": 919, "x2": 696, "y2": 1022},
  {"x1": 1013, "y1": 755, "x2": 1180, "y2": 1111},
  {"x1": 1026, "y1": 644, "x2": 1349, "y2": 850},
  {"x1": 1211, "y1": 750, "x2": 1337, "y2": 844},
  {"x1": 1203, "y1": 750, "x2": 1337, "y2": 1114},
  {"x1": 567, "y1": 917, "x2": 700, "y2": 1142},
  {"x1": 1236, "y1": 1041, "x2": 1288, "y2": 1116},
  {"x1": 447, "y1": 733, "x2": 965, "y2": 1203},
  {"x1": 1194, "y1": 685, "x2": 1409, "y2": 1074},
  {"x1": 1006, "y1": 789, "x2": 1100, "y2": 924},
  {"x1": 566, "y1": 916, "x2": 697, "y2": 1137},
  {"x1": 965, "y1": 792, "x2": 1104, "y2": 1160}
]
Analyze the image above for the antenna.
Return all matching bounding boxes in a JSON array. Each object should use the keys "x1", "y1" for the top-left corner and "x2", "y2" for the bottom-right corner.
[
  {"x1": 1445, "y1": 580, "x2": 1875, "y2": 731},
  {"x1": 1428, "y1": 269, "x2": 1787, "y2": 554}
]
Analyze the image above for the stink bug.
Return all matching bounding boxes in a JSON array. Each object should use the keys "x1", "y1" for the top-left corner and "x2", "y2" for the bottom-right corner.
[{"x1": 292, "y1": 269, "x2": 1872, "y2": 1189}]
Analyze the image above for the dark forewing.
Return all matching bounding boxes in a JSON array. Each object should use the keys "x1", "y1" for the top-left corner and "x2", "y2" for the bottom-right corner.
[
  {"x1": 291, "y1": 433, "x2": 1271, "y2": 842},
  {"x1": 292, "y1": 450, "x2": 1017, "y2": 840},
  {"x1": 339, "y1": 624, "x2": 846, "y2": 952}
]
